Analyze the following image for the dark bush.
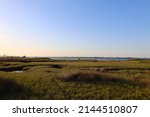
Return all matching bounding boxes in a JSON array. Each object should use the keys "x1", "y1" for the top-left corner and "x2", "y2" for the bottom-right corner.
[
  {"x1": 59, "y1": 72, "x2": 118, "y2": 82},
  {"x1": 0, "y1": 77, "x2": 24, "y2": 98},
  {"x1": 49, "y1": 64, "x2": 64, "y2": 68}
]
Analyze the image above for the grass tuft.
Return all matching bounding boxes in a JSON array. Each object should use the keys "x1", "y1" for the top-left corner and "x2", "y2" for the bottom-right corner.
[
  {"x1": 0, "y1": 77, "x2": 24, "y2": 99},
  {"x1": 59, "y1": 72, "x2": 119, "y2": 82}
]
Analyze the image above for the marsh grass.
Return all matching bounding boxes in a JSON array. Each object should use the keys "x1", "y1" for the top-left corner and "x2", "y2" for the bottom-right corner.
[
  {"x1": 0, "y1": 59, "x2": 150, "y2": 99},
  {"x1": 48, "y1": 64, "x2": 65, "y2": 68},
  {"x1": 59, "y1": 72, "x2": 119, "y2": 82},
  {"x1": 0, "y1": 77, "x2": 25, "y2": 99}
]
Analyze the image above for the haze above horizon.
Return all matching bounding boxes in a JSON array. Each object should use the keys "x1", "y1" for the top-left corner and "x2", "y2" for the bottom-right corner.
[{"x1": 0, "y1": 0, "x2": 150, "y2": 57}]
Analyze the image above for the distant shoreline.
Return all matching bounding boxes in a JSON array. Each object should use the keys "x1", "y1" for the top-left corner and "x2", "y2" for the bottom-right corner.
[
  {"x1": 50, "y1": 57, "x2": 150, "y2": 61},
  {"x1": 0, "y1": 56, "x2": 150, "y2": 62}
]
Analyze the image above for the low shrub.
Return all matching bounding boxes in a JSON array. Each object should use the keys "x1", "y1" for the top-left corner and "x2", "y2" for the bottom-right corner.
[
  {"x1": 59, "y1": 72, "x2": 118, "y2": 82},
  {"x1": 0, "y1": 77, "x2": 24, "y2": 98}
]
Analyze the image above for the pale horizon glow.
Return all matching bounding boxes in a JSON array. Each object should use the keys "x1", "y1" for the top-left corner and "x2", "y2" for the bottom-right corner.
[{"x1": 0, "y1": 0, "x2": 150, "y2": 58}]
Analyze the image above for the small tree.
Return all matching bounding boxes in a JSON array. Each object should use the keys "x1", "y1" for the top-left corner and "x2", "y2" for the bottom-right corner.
[{"x1": 23, "y1": 56, "x2": 26, "y2": 58}]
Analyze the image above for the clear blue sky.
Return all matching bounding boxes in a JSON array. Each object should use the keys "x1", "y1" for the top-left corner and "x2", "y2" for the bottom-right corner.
[{"x1": 0, "y1": 0, "x2": 150, "y2": 57}]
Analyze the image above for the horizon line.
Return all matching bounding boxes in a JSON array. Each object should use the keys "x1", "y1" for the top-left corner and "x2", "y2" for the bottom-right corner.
[{"x1": 0, "y1": 55, "x2": 150, "y2": 59}]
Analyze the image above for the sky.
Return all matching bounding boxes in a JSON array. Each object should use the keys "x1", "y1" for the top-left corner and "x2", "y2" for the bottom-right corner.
[{"x1": 0, "y1": 0, "x2": 150, "y2": 57}]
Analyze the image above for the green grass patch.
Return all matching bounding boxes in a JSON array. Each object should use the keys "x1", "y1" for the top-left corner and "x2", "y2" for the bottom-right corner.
[{"x1": 0, "y1": 60, "x2": 150, "y2": 99}]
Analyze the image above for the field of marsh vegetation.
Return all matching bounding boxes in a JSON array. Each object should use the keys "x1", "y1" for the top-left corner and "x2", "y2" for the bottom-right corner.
[{"x1": 0, "y1": 57, "x2": 150, "y2": 99}]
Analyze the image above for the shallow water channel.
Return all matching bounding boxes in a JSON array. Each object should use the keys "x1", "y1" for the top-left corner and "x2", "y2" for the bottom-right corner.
[{"x1": 11, "y1": 70, "x2": 23, "y2": 73}]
